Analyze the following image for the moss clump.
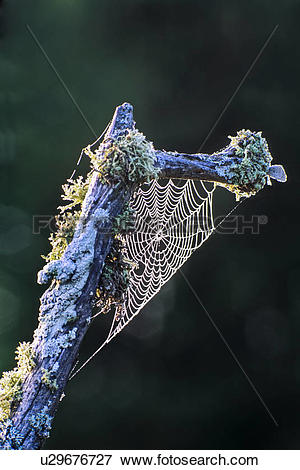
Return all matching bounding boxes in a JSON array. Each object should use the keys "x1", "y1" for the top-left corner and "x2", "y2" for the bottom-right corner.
[
  {"x1": 223, "y1": 129, "x2": 273, "y2": 199},
  {"x1": 84, "y1": 129, "x2": 159, "y2": 185},
  {"x1": 112, "y1": 201, "x2": 135, "y2": 234},
  {"x1": 95, "y1": 202, "x2": 136, "y2": 317},
  {"x1": 0, "y1": 342, "x2": 35, "y2": 423},
  {"x1": 96, "y1": 236, "x2": 133, "y2": 317}
]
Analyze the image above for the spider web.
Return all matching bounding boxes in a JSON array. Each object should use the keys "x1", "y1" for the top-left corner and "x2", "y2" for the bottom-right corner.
[
  {"x1": 108, "y1": 179, "x2": 215, "y2": 340},
  {"x1": 70, "y1": 178, "x2": 216, "y2": 378}
]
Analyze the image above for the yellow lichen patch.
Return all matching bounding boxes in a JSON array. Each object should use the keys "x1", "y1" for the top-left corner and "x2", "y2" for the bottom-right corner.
[
  {"x1": 0, "y1": 342, "x2": 35, "y2": 422},
  {"x1": 43, "y1": 174, "x2": 92, "y2": 262},
  {"x1": 59, "y1": 175, "x2": 91, "y2": 213},
  {"x1": 43, "y1": 211, "x2": 81, "y2": 262},
  {"x1": 41, "y1": 368, "x2": 58, "y2": 392}
]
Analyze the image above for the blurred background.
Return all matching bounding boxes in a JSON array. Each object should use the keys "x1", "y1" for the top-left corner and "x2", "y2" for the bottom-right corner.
[{"x1": 0, "y1": 0, "x2": 299, "y2": 450}]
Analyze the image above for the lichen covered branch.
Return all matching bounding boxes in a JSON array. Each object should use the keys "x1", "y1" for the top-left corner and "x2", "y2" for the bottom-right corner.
[
  {"x1": 156, "y1": 129, "x2": 287, "y2": 199},
  {"x1": 0, "y1": 103, "x2": 286, "y2": 450}
]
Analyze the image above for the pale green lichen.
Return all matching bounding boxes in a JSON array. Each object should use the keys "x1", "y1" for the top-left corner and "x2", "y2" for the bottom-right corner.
[
  {"x1": 44, "y1": 211, "x2": 81, "y2": 262},
  {"x1": 219, "y1": 129, "x2": 273, "y2": 199},
  {"x1": 0, "y1": 342, "x2": 35, "y2": 423},
  {"x1": 84, "y1": 129, "x2": 159, "y2": 185},
  {"x1": 39, "y1": 328, "x2": 78, "y2": 360},
  {"x1": 29, "y1": 404, "x2": 53, "y2": 439},
  {"x1": 37, "y1": 258, "x2": 76, "y2": 285},
  {"x1": 59, "y1": 175, "x2": 91, "y2": 212},
  {"x1": 43, "y1": 176, "x2": 91, "y2": 262}
]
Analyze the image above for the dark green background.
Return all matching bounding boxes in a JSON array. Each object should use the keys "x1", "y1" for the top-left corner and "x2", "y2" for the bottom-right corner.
[{"x1": 0, "y1": 0, "x2": 299, "y2": 449}]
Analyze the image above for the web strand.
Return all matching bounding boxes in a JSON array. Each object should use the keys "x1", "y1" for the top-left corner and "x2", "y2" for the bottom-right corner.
[{"x1": 69, "y1": 119, "x2": 112, "y2": 180}]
